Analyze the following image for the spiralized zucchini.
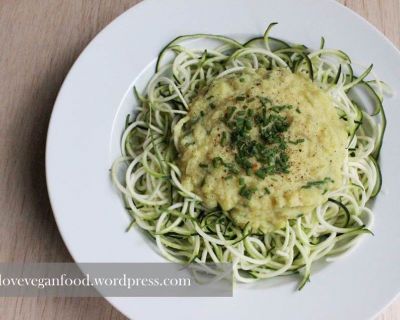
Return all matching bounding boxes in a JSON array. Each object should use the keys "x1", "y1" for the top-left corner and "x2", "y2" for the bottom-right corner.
[{"x1": 111, "y1": 23, "x2": 389, "y2": 289}]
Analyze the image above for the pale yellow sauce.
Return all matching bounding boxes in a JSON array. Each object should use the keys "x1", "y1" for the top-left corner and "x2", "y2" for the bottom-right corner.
[{"x1": 176, "y1": 68, "x2": 347, "y2": 232}]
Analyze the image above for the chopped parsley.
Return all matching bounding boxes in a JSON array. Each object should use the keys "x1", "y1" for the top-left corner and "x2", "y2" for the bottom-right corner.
[
  {"x1": 225, "y1": 106, "x2": 237, "y2": 122},
  {"x1": 302, "y1": 177, "x2": 334, "y2": 189},
  {"x1": 255, "y1": 167, "x2": 269, "y2": 179},
  {"x1": 239, "y1": 185, "x2": 257, "y2": 200},
  {"x1": 223, "y1": 99, "x2": 292, "y2": 178},
  {"x1": 223, "y1": 162, "x2": 240, "y2": 174},
  {"x1": 258, "y1": 96, "x2": 271, "y2": 106},
  {"x1": 288, "y1": 138, "x2": 305, "y2": 145},
  {"x1": 270, "y1": 104, "x2": 293, "y2": 113},
  {"x1": 212, "y1": 157, "x2": 224, "y2": 168},
  {"x1": 192, "y1": 92, "x2": 309, "y2": 202},
  {"x1": 220, "y1": 131, "x2": 228, "y2": 146},
  {"x1": 246, "y1": 109, "x2": 254, "y2": 117}
]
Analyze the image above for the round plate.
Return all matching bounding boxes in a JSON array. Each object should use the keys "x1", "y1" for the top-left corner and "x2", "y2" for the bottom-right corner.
[{"x1": 46, "y1": 0, "x2": 400, "y2": 319}]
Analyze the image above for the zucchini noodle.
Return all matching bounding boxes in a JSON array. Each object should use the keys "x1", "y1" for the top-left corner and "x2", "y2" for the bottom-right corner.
[{"x1": 111, "y1": 24, "x2": 388, "y2": 289}]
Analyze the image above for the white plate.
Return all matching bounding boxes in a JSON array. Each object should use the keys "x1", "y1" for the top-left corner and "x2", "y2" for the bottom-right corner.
[{"x1": 46, "y1": 0, "x2": 400, "y2": 319}]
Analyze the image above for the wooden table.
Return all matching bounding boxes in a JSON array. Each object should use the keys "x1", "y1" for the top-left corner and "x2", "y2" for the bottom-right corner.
[{"x1": 0, "y1": 1, "x2": 398, "y2": 319}]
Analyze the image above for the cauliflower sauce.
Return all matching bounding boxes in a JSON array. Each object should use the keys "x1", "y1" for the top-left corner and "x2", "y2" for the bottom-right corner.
[{"x1": 176, "y1": 68, "x2": 347, "y2": 232}]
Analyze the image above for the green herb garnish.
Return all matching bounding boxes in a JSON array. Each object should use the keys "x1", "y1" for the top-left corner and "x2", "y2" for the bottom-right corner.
[
  {"x1": 289, "y1": 138, "x2": 305, "y2": 145},
  {"x1": 236, "y1": 95, "x2": 246, "y2": 101},
  {"x1": 212, "y1": 157, "x2": 224, "y2": 168},
  {"x1": 255, "y1": 167, "x2": 268, "y2": 179},
  {"x1": 258, "y1": 96, "x2": 271, "y2": 106},
  {"x1": 220, "y1": 131, "x2": 227, "y2": 146},
  {"x1": 226, "y1": 100, "x2": 291, "y2": 177},
  {"x1": 302, "y1": 177, "x2": 334, "y2": 189},
  {"x1": 225, "y1": 106, "x2": 237, "y2": 122},
  {"x1": 223, "y1": 162, "x2": 240, "y2": 174},
  {"x1": 270, "y1": 104, "x2": 293, "y2": 113},
  {"x1": 239, "y1": 185, "x2": 257, "y2": 200}
]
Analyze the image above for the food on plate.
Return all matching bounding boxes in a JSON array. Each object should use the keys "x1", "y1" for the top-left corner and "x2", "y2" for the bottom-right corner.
[{"x1": 112, "y1": 23, "x2": 388, "y2": 288}]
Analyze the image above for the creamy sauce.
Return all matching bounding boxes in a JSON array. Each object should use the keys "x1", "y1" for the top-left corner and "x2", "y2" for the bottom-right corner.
[{"x1": 176, "y1": 68, "x2": 347, "y2": 232}]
